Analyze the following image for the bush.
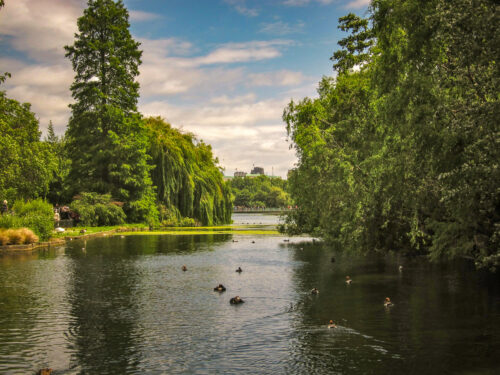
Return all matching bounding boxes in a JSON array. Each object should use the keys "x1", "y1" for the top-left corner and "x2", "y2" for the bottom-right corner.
[
  {"x1": 0, "y1": 228, "x2": 39, "y2": 245},
  {"x1": 12, "y1": 199, "x2": 54, "y2": 241},
  {"x1": 71, "y1": 192, "x2": 126, "y2": 226},
  {"x1": 0, "y1": 231, "x2": 9, "y2": 246},
  {"x1": 19, "y1": 228, "x2": 38, "y2": 244},
  {"x1": 5, "y1": 229, "x2": 24, "y2": 244},
  {"x1": 123, "y1": 191, "x2": 159, "y2": 225},
  {"x1": 0, "y1": 199, "x2": 53, "y2": 241}
]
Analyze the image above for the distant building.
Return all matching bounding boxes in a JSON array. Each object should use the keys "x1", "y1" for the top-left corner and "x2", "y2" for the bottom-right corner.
[
  {"x1": 251, "y1": 166, "x2": 264, "y2": 175},
  {"x1": 234, "y1": 171, "x2": 247, "y2": 177}
]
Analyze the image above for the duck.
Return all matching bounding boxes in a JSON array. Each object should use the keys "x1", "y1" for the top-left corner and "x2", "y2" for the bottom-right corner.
[
  {"x1": 214, "y1": 284, "x2": 226, "y2": 292},
  {"x1": 345, "y1": 276, "x2": 352, "y2": 285},
  {"x1": 331, "y1": 256, "x2": 336, "y2": 263},
  {"x1": 80, "y1": 228, "x2": 87, "y2": 234},
  {"x1": 182, "y1": 265, "x2": 187, "y2": 272},
  {"x1": 328, "y1": 320, "x2": 337, "y2": 329},
  {"x1": 251, "y1": 241, "x2": 255, "y2": 244},
  {"x1": 311, "y1": 287, "x2": 319, "y2": 295},
  {"x1": 284, "y1": 239, "x2": 290, "y2": 242},
  {"x1": 230, "y1": 296, "x2": 244, "y2": 304},
  {"x1": 232, "y1": 239, "x2": 238, "y2": 242},
  {"x1": 384, "y1": 297, "x2": 394, "y2": 307},
  {"x1": 235, "y1": 267, "x2": 242, "y2": 273}
]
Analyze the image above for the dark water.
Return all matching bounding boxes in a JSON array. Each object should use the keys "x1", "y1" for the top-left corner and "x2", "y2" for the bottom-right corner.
[{"x1": 0, "y1": 233, "x2": 499, "y2": 374}]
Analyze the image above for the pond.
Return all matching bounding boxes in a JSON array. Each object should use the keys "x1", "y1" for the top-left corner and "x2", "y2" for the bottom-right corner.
[{"x1": 0, "y1": 228, "x2": 499, "y2": 374}]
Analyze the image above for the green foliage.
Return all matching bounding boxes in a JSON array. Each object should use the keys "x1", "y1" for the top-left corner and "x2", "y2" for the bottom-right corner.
[
  {"x1": 0, "y1": 199, "x2": 54, "y2": 241},
  {"x1": 145, "y1": 117, "x2": 232, "y2": 226},
  {"x1": 64, "y1": 0, "x2": 157, "y2": 223},
  {"x1": 284, "y1": 0, "x2": 499, "y2": 270},
  {"x1": 70, "y1": 192, "x2": 126, "y2": 227},
  {"x1": 0, "y1": 91, "x2": 58, "y2": 200},
  {"x1": 229, "y1": 175, "x2": 291, "y2": 208}
]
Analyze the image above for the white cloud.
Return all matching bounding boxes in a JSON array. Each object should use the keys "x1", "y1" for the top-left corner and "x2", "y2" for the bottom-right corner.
[
  {"x1": 248, "y1": 70, "x2": 306, "y2": 87},
  {"x1": 283, "y1": 0, "x2": 335, "y2": 6},
  {"x1": 210, "y1": 93, "x2": 257, "y2": 105},
  {"x1": 343, "y1": 0, "x2": 370, "y2": 9},
  {"x1": 190, "y1": 40, "x2": 292, "y2": 66},
  {"x1": 0, "y1": 0, "x2": 83, "y2": 63},
  {"x1": 259, "y1": 20, "x2": 305, "y2": 36},
  {"x1": 0, "y1": 0, "x2": 304, "y2": 176},
  {"x1": 224, "y1": 0, "x2": 259, "y2": 17},
  {"x1": 129, "y1": 10, "x2": 162, "y2": 22}
]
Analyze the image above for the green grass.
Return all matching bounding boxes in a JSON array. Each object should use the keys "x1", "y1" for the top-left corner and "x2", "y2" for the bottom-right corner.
[
  {"x1": 115, "y1": 229, "x2": 280, "y2": 236},
  {"x1": 50, "y1": 223, "x2": 279, "y2": 239},
  {"x1": 51, "y1": 223, "x2": 148, "y2": 238}
]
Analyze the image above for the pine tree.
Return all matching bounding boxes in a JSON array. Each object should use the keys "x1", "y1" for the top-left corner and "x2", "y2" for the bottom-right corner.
[{"x1": 64, "y1": 0, "x2": 157, "y2": 222}]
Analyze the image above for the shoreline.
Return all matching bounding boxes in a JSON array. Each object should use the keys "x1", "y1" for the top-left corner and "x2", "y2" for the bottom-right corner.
[{"x1": 0, "y1": 225, "x2": 281, "y2": 253}]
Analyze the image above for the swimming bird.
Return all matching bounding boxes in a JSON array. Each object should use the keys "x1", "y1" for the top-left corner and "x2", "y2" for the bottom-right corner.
[
  {"x1": 328, "y1": 320, "x2": 337, "y2": 329},
  {"x1": 251, "y1": 241, "x2": 255, "y2": 244},
  {"x1": 311, "y1": 287, "x2": 319, "y2": 295},
  {"x1": 384, "y1": 297, "x2": 394, "y2": 307},
  {"x1": 236, "y1": 267, "x2": 242, "y2": 273},
  {"x1": 182, "y1": 265, "x2": 187, "y2": 272},
  {"x1": 345, "y1": 276, "x2": 352, "y2": 285},
  {"x1": 80, "y1": 228, "x2": 87, "y2": 234},
  {"x1": 331, "y1": 256, "x2": 336, "y2": 263},
  {"x1": 230, "y1": 296, "x2": 244, "y2": 304},
  {"x1": 214, "y1": 284, "x2": 226, "y2": 292},
  {"x1": 284, "y1": 239, "x2": 290, "y2": 242}
]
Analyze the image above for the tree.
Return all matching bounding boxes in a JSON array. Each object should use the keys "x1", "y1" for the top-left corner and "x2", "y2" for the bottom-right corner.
[
  {"x1": 64, "y1": 0, "x2": 156, "y2": 222},
  {"x1": 283, "y1": 0, "x2": 500, "y2": 270},
  {"x1": 145, "y1": 117, "x2": 232, "y2": 226},
  {"x1": 0, "y1": 92, "x2": 57, "y2": 200}
]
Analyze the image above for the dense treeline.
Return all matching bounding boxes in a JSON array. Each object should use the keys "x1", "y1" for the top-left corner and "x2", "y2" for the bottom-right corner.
[
  {"x1": 146, "y1": 117, "x2": 232, "y2": 226},
  {"x1": 283, "y1": 0, "x2": 499, "y2": 270},
  {"x1": 229, "y1": 175, "x2": 291, "y2": 208},
  {"x1": 0, "y1": 0, "x2": 232, "y2": 230}
]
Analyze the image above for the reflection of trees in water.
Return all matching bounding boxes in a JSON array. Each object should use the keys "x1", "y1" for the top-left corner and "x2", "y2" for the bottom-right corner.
[
  {"x1": 127, "y1": 233, "x2": 232, "y2": 255},
  {"x1": 286, "y1": 241, "x2": 500, "y2": 374},
  {"x1": 0, "y1": 248, "x2": 68, "y2": 373},
  {"x1": 65, "y1": 237, "x2": 142, "y2": 374},
  {"x1": 64, "y1": 234, "x2": 232, "y2": 373}
]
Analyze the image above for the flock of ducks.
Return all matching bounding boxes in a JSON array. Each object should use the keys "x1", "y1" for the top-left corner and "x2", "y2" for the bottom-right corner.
[
  {"x1": 180, "y1": 263, "x2": 246, "y2": 304},
  {"x1": 309, "y1": 266, "x2": 402, "y2": 328}
]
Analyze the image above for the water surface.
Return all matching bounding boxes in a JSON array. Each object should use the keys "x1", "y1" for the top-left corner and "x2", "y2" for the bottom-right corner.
[{"x1": 0, "y1": 232, "x2": 499, "y2": 374}]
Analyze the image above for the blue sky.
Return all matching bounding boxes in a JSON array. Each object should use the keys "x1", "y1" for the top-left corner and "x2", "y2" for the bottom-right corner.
[{"x1": 0, "y1": 0, "x2": 370, "y2": 177}]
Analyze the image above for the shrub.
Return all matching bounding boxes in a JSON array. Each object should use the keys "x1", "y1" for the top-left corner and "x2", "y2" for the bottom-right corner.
[
  {"x1": 71, "y1": 192, "x2": 126, "y2": 226},
  {"x1": 0, "y1": 214, "x2": 22, "y2": 229},
  {"x1": 6, "y1": 229, "x2": 24, "y2": 244},
  {"x1": 12, "y1": 199, "x2": 53, "y2": 241},
  {"x1": 0, "y1": 231, "x2": 8, "y2": 246},
  {"x1": 19, "y1": 228, "x2": 39, "y2": 244},
  {"x1": 0, "y1": 199, "x2": 53, "y2": 241}
]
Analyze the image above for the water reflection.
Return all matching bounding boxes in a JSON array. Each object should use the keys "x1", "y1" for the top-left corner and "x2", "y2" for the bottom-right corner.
[
  {"x1": 0, "y1": 233, "x2": 499, "y2": 374},
  {"x1": 65, "y1": 237, "x2": 143, "y2": 374},
  {"x1": 287, "y1": 241, "x2": 500, "y2": 374}
]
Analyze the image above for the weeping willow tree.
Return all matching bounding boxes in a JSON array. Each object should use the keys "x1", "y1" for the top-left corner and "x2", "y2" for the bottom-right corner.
[{"x1": 145, "y1": 117, "x2": 232, "y2": 226}]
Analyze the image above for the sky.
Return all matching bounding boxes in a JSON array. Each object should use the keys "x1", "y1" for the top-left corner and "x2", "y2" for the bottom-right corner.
[{"x1": 0, "y1": 0, "x2": 370, "y2": 177}]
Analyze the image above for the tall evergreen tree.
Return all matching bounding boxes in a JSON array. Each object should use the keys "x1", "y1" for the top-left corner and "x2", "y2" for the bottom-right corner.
[{"x1": 64, "y1": 0, "x2": 156, "y2": 222}]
